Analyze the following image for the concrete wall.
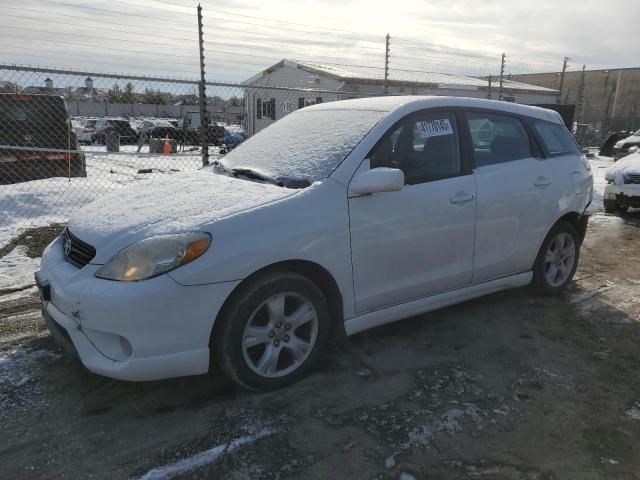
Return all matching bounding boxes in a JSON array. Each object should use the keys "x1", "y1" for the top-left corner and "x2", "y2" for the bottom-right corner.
[
  {"x1": 510, "y1": 68, "x2": 640, "y2": 131},
  {"x1": 66, "y1": 101, "x2": 244, "y2": 125}
]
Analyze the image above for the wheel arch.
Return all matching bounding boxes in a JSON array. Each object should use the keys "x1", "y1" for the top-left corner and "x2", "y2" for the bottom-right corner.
[
  {"x1": 209, "y1": 259, "x2": 346, "y2": 349},
  {"x1": 531, "y1": 210, "x2": 587, "y2": 271},
  {"x1": 554, "y1": 211, "x2": 588, "y2": 245}
]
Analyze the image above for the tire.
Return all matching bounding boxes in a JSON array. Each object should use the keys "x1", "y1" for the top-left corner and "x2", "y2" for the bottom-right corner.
[
  {"x1": 213, "y1": 270, "x2": 330, "y2": 391},
  {"x1": 531, "y1": 221, "x2": 580, "y2": 296}
]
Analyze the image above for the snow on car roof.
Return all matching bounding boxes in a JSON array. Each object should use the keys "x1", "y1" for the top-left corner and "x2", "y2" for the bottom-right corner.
[{"x1": 310, "y1": 95, "x2": 565, "y2": 124}]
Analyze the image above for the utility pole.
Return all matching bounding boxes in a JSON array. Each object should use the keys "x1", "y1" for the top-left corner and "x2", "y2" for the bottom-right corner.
[
  {"x1": 487, "y1": 75, "x2": 493, "y2": 100},
  {"x1": 558, "y1": 56, "x2": 569, "y2": 104},
  {"x1": 498, "y1": 53, "x2": 506, "y2": 101},
  {"x1": 197, "y1": 4, "x2": 209, "y2": 167},
  {"x1": 384, "y1": 33, "x2": 390, "y2": 95},
  {"x1": 577, "y1": 64, "x2": 586, "y2": 124}
]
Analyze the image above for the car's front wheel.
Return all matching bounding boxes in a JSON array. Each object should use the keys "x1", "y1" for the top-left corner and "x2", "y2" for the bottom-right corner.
[
  {"x1": 531, "y1": 221, "x2": 580, "y2": 296},
  {"x1": 213, "y1": 270, "x2": 329, "y2": 391}
]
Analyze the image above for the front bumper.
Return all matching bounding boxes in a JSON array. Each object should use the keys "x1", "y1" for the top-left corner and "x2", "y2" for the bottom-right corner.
[
  {"x1": 37, "y1": 236, "x2": 240, "y2": 381},
  {"x1": 604, "y1": 183, "x2": 640, "y2": 208}
]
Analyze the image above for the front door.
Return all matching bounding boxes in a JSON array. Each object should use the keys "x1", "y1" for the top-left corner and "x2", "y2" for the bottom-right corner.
[{"x1": 348, "y1": 110, "x2": 477, "y2": 313}]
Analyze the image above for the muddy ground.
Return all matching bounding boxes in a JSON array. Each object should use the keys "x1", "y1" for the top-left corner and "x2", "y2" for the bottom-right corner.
[{"x1": 1, "y1": 212, "x2": 640, "y2": 480}]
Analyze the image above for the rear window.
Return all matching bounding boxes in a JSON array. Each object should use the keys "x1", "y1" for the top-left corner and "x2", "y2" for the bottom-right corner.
[
  {"x1": 533, "y1": 121, "x2": 581, "y2": 157},
  {"x1": 0, "y1": 94, "x2": 70, "y2": 148},
  {"x1": 0, "y1": 94, "x2": 68, "y2": 125}
]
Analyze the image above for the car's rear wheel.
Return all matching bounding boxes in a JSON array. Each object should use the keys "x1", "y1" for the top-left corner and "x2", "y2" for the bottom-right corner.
[
  {"x1": 531, "y1": 221, "x2": 580, "y2": 296},
  {"x1": 213, "y1": 270, "x2": 329, "y2": 391}
]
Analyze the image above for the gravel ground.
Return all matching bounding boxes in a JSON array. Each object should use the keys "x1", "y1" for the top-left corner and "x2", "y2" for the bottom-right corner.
[{"x1": 1, "y1": 211, "x2": 640, "y2": 480}]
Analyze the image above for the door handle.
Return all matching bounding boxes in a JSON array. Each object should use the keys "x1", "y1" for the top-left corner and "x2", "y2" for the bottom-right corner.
[
  {"x1": 534, "y1": 176, "x2": 553, "y2": 187},
  {"x1": 450, "y1": 193, "x2": 475, "y2": 204}
]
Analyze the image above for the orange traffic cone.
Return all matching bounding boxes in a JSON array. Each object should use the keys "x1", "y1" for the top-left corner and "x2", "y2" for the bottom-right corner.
[{"x1": 162, "y1": 134, "x2": 171, "y2": 155}]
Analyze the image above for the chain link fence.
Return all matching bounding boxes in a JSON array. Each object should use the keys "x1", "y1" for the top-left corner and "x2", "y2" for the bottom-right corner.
[{"x1": 0, "y1": 64, "x2": 365, "y2": 246}]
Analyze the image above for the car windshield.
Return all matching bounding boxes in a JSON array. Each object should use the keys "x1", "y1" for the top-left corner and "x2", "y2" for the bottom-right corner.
[
  {"x1": 634, "y1": 129, "x2": 640, "y2": 136},
  {"x1": 219, "y1": 108, "x2": 386, "y2": 185}
]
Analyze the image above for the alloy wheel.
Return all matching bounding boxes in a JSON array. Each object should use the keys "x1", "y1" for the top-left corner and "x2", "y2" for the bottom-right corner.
[
  {"x1": 544, "y1": 232, "x2": 576, "y2": 287},
  {"x1": 241, "y1": 292, "x2": 319, "y2": 378}
]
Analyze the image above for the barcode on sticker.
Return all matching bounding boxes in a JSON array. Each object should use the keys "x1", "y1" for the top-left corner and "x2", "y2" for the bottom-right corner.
[{"x1": 415, "y1": 119, "x2": 453, "y2": 139}]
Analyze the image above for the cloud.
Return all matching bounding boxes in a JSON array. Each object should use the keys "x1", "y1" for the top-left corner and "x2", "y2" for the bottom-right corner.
[{"x1": 1, "y1": 0, "x2": 638, "y2": 84}]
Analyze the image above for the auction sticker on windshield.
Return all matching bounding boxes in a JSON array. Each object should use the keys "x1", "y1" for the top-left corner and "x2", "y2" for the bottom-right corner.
[{"x1": 415, "y1": 119, "x2": 453, "y2": 139}]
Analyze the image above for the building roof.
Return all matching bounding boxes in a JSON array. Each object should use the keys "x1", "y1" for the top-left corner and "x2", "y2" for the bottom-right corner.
[{"x1": 244, "y1": 59, "x2": 558, "y2": 94}]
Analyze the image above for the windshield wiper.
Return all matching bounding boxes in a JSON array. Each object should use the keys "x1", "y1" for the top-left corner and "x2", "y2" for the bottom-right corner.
[
  {"x1": 213, "y1": 161, "x2": 309, "y2": 189},
  {"x1": 230, "y1": 167, "x2": 285, "y2": 187}
]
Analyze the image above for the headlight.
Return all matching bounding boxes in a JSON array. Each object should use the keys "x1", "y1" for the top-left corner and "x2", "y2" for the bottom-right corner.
[
  {"x1": 615, "y1": 141, "x2": 624, "y2": 148},
  {"x1": 629, "y1": 145, "x2": 639, "y2": 154},
  {"x1": 95, "y1": 232, "x2": 211, "y2": 281}
]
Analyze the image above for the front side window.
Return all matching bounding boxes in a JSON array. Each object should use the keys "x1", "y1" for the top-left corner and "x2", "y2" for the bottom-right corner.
[
  {"x1": 533, "y1": 121, "x2": 581, "y2": 157},
  {"x1": 368, "y1": 111, "x2": 461, "y2": 185},
  {"x1": 467, "y1": 112, "x2": 532, "y2": 167}
]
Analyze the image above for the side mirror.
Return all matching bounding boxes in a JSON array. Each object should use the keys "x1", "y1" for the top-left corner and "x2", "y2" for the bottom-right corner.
[{"x1": 350, "y1": 167, "x2": 405, "y2": 195}]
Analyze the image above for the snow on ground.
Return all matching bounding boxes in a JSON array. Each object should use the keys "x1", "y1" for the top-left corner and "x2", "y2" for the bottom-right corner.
[
  {"x1": 0, "y1": 246, "x2": 40, "y2": 295},
  {"x1": 0, "y1": 347, "x2": 61, "y2": 415},
  {"x1": 588, "y1": 154, "x2": 613, "y2": 214},
  {"x1": 0, "y1": 145, "x2": 208, "y2": 248},
  {"x1": 137, "y1": 427, "x2": 275, "y2": 480}
]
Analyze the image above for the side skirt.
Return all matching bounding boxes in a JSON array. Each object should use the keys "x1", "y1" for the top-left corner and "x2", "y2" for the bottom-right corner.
[{"x1": 344, "y1": 271, "x2": 533, "y2": 336}]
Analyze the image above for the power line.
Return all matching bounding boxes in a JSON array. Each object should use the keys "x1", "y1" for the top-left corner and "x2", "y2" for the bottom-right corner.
[
  {"x1": 40, "y1": 0, "x2": 196, "y2": 27},
  {"x1": 4, "y1": 5, "x2": 197, "y2": 37},
  {"x1": 0, "y1": 49, "x2": 199, "y2": 75},
  {"x1": 0, "y1": 24, "x2": 196, "y2": 53},
  {"x1": 2, "y1": 10, "x2": 197, "y2": 42},
  {"x1": 0, "y1": 33, "x2": 197, "y2": 61}
]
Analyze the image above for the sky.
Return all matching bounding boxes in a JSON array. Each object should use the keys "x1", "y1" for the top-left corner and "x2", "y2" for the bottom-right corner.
[{"x1": 1, "y1": 0, "x2": 638, "y2": 86}]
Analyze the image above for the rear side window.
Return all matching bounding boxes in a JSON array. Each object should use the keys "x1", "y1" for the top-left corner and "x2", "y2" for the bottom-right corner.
[
  {"x1": 533, "y1": 121, "x2": 581, "y2": 157},
  {"x1": 467, "y1": 112, "x2": 532, "y2": 167}
]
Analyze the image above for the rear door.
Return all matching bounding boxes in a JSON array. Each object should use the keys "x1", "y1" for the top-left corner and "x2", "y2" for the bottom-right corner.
[{"x1": 466, "y1": 110, "x2": 560, "y2": 283}]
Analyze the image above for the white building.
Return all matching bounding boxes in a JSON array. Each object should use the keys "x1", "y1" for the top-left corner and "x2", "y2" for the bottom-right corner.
[{"x1": 243, "y1": 59, "x2": 559, "y2": 135}]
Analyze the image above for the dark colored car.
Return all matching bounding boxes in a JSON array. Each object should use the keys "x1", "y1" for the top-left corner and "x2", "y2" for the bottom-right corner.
[
  {"x1": 136, "y1": 119, "x2": 181, "y2": 143},
  {"x1": 0, "y1": 93, "x2": 86, "y2": 184},
  {"x1": 92, "y1": 118, "x2": 138, "y2": 144},
  {"x1": 611, "y1": 129, "x2": 640, "y2": 160}
]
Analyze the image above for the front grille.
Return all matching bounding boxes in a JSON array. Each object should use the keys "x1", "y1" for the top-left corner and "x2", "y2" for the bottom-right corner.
[
  {"x1": 63, "y1": 228, "x2": 96, "y2": 268},
  {"x1": 625, "y1": 173, "x2": 640, "y2": 184}
]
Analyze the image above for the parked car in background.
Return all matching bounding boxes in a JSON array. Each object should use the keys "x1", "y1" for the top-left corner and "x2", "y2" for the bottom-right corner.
[
  {"x1": 612, "y1": 129, "x2": 640, "y2": 160},
  {"x1": 604, "y1": 151, "x2": 640, "y2": 212},
  {"x1": 37, "y1": 97, "x2": 592, "y2": 390},
  {"x1": 0, "y1": 93, "x2": 85, "y2": 184},
  {"x1": 182, "y1": 111, "x2": 225, "y2": 145},
  {"x1": 599, "y1": 131, "x2": 632, "y2": 157},
  {"x1": 92, "y1": 118, "x2": 138, "y2": 144},
  {"x1": 74, "y1": 118, "x2": 98, "y2": 144},
  {"x1": 136, "y1": 119, "x2": 181, "y2": 143}
]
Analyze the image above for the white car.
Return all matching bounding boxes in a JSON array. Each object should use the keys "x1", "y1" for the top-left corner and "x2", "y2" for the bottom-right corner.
[
  {"x1": 612, "y1": 129, "x2": 640, "y2": 160},
  {"x1": 36, "y1": 96, "x2": 593, "y2": 390},
  {"x1": 604, "y1": 151, "x2": 640, "y2": 212},
  {"x1": 74, "y1": 118, "x2": 98, "y2": 144}
]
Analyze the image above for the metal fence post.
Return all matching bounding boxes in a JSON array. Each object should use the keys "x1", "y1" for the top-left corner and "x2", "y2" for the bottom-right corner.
[{"x1": 197, "y1": 4, "x2": 209, "y2": 167}]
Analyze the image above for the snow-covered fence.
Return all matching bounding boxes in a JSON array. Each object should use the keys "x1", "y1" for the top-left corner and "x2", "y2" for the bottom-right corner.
[{"x1": 0, "y1": 64, "x2": 368, "y2": 244}]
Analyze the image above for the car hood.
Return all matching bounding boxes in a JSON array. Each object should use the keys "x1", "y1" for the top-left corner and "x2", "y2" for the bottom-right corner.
[
  {"x1": 67, "y1": 169, "x2": 296, "y2": 263},
  {"x1": 618, "y1": 135, "x2": 640, "y2": 145},
  {"x1": 605, "y1": 152, "x2": 640, "y2": 184}
]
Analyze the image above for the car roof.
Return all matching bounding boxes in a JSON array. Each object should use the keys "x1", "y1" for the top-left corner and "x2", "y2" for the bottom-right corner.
[{"x1": 309, "y1": 95, "x2": 564, "y2": 125}]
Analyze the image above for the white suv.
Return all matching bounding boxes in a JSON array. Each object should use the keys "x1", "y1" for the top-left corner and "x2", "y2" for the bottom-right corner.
[{"x1": 36, "y1": 96, "x2": 593, "y2": 390}]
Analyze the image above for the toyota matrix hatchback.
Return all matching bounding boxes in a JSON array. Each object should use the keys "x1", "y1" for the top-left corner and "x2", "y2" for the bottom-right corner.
[{"x1": 36, "y1": 97, "x2": 593, "y2": 391}]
